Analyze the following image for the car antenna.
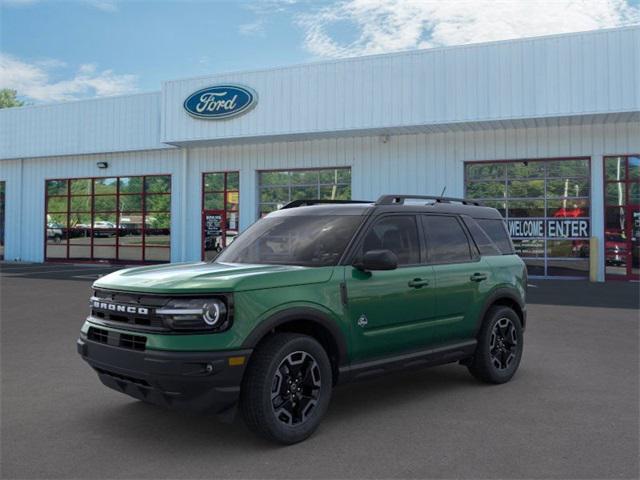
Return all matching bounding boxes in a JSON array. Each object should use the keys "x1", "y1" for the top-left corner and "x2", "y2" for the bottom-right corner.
[{"x1": 439, "y1": 186, "x2": 447, "y2": 201}]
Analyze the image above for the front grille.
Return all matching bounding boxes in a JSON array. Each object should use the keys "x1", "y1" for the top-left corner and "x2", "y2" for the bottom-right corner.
[
  {"x1": 120, "y1": 333, "x2": 146, "y2": 351},
  {"x1": 87, "y1": 326, "x2": 147, "y2": 351},
  {"x1": 92, "y1": 310, "x2": 153, "y2": 327},
  {"x1": 87, "y1": 326, "x2": 108, "y2": 344},
  {"x1": 90, "y1": 289, "x2": 170, "y2": 331}
]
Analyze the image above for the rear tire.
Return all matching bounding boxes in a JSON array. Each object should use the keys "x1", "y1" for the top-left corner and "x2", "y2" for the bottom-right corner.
[
  {"x1": 467, "y1": 306, "x2": 523, "y2": 384},
  {"x1": 240, "y1": 333, "x2": 332, "y2": 444}
]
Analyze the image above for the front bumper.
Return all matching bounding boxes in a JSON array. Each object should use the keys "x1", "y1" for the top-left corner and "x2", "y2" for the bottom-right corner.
[{"x1": 77, "y1": 334, "x2": 251, "y2": 414}]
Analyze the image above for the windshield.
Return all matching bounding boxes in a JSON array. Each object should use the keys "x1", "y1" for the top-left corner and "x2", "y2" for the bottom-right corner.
[{"x1": 216, "y1": 215, "x2": 363, "y2": 266}]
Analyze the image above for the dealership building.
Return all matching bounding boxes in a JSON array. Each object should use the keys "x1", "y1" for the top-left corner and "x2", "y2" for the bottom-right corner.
[{"x1": 0, "y1": 26, "x2": 638, "y2": 281}]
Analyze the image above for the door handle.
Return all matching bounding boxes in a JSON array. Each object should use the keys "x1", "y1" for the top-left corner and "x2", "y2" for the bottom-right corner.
[
  {"x1": 408, "y1": 278, "x2": 430, "y2": 288},
  {"x1": 470, "y1": 273, "x2": 487, "y2": 282}
]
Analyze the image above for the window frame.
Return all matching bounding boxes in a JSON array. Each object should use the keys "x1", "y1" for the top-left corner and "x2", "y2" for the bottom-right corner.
[
  {"x1": 602, "y1": 154, "x2": 640, "y2": 280},
  {"x1": 464, "y1": 157, "x2": 591, "y2": 278},
  {"x1": 201, "y1": 171, "x2": 240, "y2": 260},
  {"x1": 44, "y1": 174, "x2": 171, "y2": 264}
]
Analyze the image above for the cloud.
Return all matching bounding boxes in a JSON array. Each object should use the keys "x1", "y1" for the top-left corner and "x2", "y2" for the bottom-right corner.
[
  {"x1": 0, "y1": 53, "x2": 138, "y2": 102},
  {"x1": 245, "y1": 0, "x2": 298, "y2": 14},
  {"x1": 82, "y1": 0, "x2": 118, "y2": 12},
  {"x1": 297, "y1": 0, "x2": 640, "y2": 58},
  {"x1": 239, "y1": 19, "x2": 266, "y2": 36}
]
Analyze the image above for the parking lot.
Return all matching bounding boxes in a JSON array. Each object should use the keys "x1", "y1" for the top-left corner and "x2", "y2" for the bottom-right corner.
[{"x1": 1, "y1": 262, "x2": 638, "y2": 479}]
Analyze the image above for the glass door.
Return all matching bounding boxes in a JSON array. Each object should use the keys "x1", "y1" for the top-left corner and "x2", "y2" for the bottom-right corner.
[
  {"x1": 631, "y1": 206, "x2": 639, "y2": 278},
  {"x1": 0, "y1": 181, "x2": 5, "y2": 260},
  {"x1": 604, "y1": 155, "x2": 639, "y2": 280},
  {"x1": 202, "y1": 172, "x2": 239, "y2": 261}
]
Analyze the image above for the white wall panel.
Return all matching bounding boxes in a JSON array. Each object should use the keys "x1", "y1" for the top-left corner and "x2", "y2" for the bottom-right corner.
[
  {"x1": 2, "y1": 27, "x2": 636, "y2": 161},
  {"x1": 0, "y1": 92, "x2": 168, "y2": 160},
  {"x1": 180, "y1": 121, "x2": 639, "y2": 267},
  {"x1": 0, "y1": 159, "x2": 23, "y2": 261},
  {"x1": 163, "y1": 27, "x2": 639, "y2": 145},
  {"x1": 0, "y1": 149, "x2": 182, "y2": 262},
  {"x1": 1, "y1": 120, "x2": 638, "y2": 281}
]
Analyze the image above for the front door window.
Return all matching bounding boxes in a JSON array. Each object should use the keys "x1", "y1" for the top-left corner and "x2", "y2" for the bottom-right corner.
[{"x1": 604, "y1": 155, "x2": 639, "y2": 280}]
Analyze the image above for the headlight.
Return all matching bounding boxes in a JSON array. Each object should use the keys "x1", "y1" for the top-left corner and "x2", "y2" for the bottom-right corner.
[{"x1": 156, "y1": 298, "x2": 230, "y2": 332}]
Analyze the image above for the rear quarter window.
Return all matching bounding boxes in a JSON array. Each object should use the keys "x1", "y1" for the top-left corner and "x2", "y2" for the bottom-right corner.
[
  {"x1": 463, "y1": 217, "x2": 501, "y2": 256},
  {"x1": 476, "y1": 218, "x2": 515, "y2": 254}
]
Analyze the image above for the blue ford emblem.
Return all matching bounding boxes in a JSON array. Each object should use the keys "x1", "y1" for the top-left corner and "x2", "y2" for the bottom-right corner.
[{"x1": 183, "y1": 84, "x2": 257, "y2": 120}]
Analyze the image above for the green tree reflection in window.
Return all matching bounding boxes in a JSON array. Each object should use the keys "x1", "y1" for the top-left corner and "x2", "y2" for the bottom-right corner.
[{"x1": 258, "y1": 168, "x2": 351, "y2": 214}]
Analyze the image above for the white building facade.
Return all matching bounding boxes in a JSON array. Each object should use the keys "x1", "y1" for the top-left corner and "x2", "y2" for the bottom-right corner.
[{"x1": 1, "y1": 27, "x2": 638, "y2": 281}]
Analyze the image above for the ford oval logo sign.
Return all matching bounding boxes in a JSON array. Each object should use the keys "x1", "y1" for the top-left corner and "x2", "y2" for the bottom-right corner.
[{"x1": 183, "y1": 84, "x2": 257, "y2": 120}]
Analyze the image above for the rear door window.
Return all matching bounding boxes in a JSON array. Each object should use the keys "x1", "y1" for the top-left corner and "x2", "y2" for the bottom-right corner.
[{"x1": 422, "y1": 215, "x2": 472, "y2": 264}]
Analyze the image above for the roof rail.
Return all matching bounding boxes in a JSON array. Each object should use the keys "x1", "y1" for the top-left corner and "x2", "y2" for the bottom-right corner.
[
  {"x1": 281, "y1": 199, "x2": 373, "y2": 209},
  {"x1": 375, "y1": 195, "x2": 482, "y2": 206}
]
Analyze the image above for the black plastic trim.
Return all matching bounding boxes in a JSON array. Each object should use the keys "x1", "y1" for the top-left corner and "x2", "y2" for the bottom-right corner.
[
  {"x1": 78, "y1": 334, "x2": 251, "y2": 414},
  {"x1": 339, "y1": 282, "x2": 348, "y2": 306},
  {"x1": 241, "y1": 307, "x2": 349, "y2": 366},
  {"x1": 282, "y1": 199, "x2": 373, "y2": 209},
  {"x1": 376, "y1": 194, "x2": 481, "y2": 206},
  {"x1": 338, "y1": 340, "x2": 477, "y2": 384},
  {"x1": 477, "y1": 288, "x2": 527, "y2": 333}
]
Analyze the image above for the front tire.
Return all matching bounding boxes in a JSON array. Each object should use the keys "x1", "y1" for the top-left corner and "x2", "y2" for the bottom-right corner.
[
  {"x1": 467, "y1": 306, "x2": 523, "y2": 384},
  {"x1": 240, "y1": 333, "x2": 332, "y2": 444}
]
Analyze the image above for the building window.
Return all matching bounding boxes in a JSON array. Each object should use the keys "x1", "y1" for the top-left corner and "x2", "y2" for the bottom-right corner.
[
  {"x1": 465, "y1": 158, "x2": 591, "y2": 277},
  {"x1": 603, "y1": 155, "x2": 639, "y2": 280},
  {"x1": 45, "y1": 175, "x2": 171, "y2": 263},
  {"x1": 202, "y1": 171, "x2": 239, "y2": 261},
  {"x1": 0, "y1": 181, "x2": 5, "y2": 260},
  {"x1": 258, "y1": 168, "x2": 351, "y2": 216}
]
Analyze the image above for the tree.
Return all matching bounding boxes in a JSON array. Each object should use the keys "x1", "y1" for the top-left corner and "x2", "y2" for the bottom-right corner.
[{"x1": 0, "y1": 89, "x2": 25, "y2": 109}]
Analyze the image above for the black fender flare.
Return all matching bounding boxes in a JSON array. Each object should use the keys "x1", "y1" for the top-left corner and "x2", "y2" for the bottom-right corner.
[
  {"x1": 476, "y1": 287, "x2": 526, "y2": 334},
  {"x1": 241, "y1": 307, "x2": 349, "y2": 366}
]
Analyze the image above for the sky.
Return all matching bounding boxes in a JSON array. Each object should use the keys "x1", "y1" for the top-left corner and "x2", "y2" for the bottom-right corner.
[{"x1": 1, "y1": 0, "x2": 639, "y2": 104}]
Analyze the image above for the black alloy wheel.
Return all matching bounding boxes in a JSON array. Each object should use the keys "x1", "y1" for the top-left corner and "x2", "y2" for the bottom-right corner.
[
  {"x1": 489, "y1": 317, "x2": 518, "y2": 370},
  {"x1": 241, "y1": 333, "x2": 332, "y2": 444},
  {"x1": 271, "y1": 351, "x2": 322, "y2": 426},
  {"x1": 467, "y1": 305, "x2": 523, "y2": 384}
]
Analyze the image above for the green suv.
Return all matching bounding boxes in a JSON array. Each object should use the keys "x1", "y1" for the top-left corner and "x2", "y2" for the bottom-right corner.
[{"x1": 78, "y1": 195, "x2": 527, "y2": 444}]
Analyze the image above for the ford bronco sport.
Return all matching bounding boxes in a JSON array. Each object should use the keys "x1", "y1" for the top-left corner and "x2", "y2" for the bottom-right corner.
[{"x1": 78, "y1": 195, "x2": 527, "y2": 444}]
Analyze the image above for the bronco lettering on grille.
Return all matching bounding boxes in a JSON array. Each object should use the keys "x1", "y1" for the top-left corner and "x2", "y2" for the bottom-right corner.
[{"x1": 92, "y1": 300, "x2": 149, "y2": 315}]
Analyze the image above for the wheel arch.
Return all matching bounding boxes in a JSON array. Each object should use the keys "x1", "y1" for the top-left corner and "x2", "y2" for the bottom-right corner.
[
  {"x1": 241, "y1": 307, "x2": 348, "y2": 384},
  {"x1": 476, "y1": 288, "x2": 526, "y2": 334}
]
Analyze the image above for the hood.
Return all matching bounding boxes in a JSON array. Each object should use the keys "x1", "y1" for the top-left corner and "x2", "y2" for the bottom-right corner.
[{"x1": 93, "y1": 262, "x2": 336, "y2": 294}]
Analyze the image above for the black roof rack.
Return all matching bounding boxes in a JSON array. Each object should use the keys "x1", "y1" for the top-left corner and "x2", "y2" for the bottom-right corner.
[
  {"x1": 281, "y1": 199, "x2": 373, "y2": 209},
  {"x1": 376, "y1": 195, "x2": 482, "y2": 206}
]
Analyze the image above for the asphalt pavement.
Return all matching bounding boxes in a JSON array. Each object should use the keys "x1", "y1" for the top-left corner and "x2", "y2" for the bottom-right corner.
[{"x1": 1, "y1": 262, "x2": 638, "y2": 479}]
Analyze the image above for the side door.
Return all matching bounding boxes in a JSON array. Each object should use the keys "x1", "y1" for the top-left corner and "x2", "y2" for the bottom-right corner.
[
  {"x1": 345, "y1": 214, "x2": 437, "y2": 362},
  {"x1": 421, "y1": 214, "x2": 492, "y2": 343}
]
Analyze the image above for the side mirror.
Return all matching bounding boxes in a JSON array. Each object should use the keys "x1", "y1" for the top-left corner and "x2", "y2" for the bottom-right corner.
[{"x1": 353, "y1": 249, "x2": 398, "y2": 271}]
